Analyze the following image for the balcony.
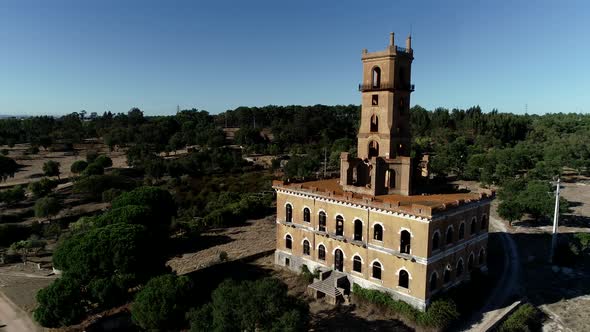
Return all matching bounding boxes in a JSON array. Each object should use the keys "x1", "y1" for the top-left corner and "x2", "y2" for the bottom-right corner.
[{"x1": 358, "y1": 82, "x2": 415, "y2": 92}]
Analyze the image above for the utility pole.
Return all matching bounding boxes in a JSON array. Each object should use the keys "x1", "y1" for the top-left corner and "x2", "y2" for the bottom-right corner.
[{"x1": 549, "y1": 177, "x2": 561, "y2": 264}]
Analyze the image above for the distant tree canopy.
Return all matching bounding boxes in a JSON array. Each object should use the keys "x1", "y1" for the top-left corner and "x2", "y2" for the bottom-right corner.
[
  {"x1": 70, "y1": 160, "x2": 88, "y2": 174},
  {"x1": 34, "y1": 196, "x2": 61, "y2": 220}
]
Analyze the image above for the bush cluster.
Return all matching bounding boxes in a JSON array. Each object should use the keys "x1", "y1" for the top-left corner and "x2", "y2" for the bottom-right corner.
[
  {"x1": 0, "y1": 185, "x2": 25, "y2": 203},
  {"x1": 498, "y1": 303, "x2": 542, "y2": 332},
  {"x1": 352, "y1": 284, "x2": 459, "y2": 329}
]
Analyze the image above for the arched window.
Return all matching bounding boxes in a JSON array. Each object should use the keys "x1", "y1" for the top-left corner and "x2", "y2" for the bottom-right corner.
[
  {"x1": 443, "y1": 269, "x2": 450, "y2": 284},
  {"x1": 481, "y1": 215, "x2": 488, "y2": 232},
  {"x1": 354, "y1": 219, "x2": 363, "y2": 241},
  {"x1": 479, "y1": 249, "x2": 486, "y2": 265},
  {"x1": 446, "y1": 227, "x2": 454, "y2": 245},
  {"x1": 318, "y1": 245, "x2": 326, "y2": 261},
  {"x1": 430, "y1": 272, "x2": 438, "y2": 292},
  {"x1": 400, "y1": 230, "x2": 411, "y2": 254},
  {"x1": 286, "y1": 204, "x2": 292, "y2": 223},
  {"x1": 318, "y1": 211, "x2": 326, "y2": 232},
  {"x1": 459, "y1": 223, "x2": 465, "y2": 240},
  {"x1": 398, "y1": 67, "x2": 405, "y2": 84},
  {"x1": 468, "y1": 253, "x2": 474, "y2": 271},
  {"x1": 372, "y1": 261, "x2": 382, "y2": 280},
  {"x1": 353, "y1": 255, "x2": 362, "y2": 272},
  {"x1": 373, "y1": 224, "x2": 383, "y2": 241},
  {"x1": 470, "y1": 217, "x2": 477, "y2": 235},
  {"x1": 303, "y1": 240, "x2": 310, "y2": 255},
  {"x1": 303, "y1": 208, "x2": 310, "y2": 223},
  {"x1": 432, "y1": 232, "x2": 440, "y2": 251},
  {"x1": 335, "y1": 215, "x2": 344, "y2": 236},
  {"x1": 372, "y1": 67, "x2": 381, "y2": 88},
  {"x1": 370, "y1": 114, "x2": 378, "y2": 132},
  {"x1": 398, "y1": 270, "x2": 409, "y2": 289},
  {"x1": 456, "y1": 260, "x2": 464, "y2": 277},
  {"x1": 368, "y1": 141, "x2": 379, "y2": 158},
  {"x1": 285, "y1": 235, "x2": 292, "y2": 250},
  {"x1": 334, "y1": 249, "x2": 344, "y2": 272}
]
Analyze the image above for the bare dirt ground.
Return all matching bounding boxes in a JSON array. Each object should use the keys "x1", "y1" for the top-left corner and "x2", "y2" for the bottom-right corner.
[
  {"x1": 0, "y1": 143, "x2": 127, "y2": 189},
  {"x1": 169, "y1": 215, "x2": 412, "y2": 331},
  {"x1": 461, "y1": 175, "x2": 590, "y2": 332},
  {"x1": 0, "y1": 264, "x2": 56, "y2": 332}
]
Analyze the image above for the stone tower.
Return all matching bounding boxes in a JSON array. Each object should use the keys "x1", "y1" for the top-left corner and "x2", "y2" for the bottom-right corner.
[{"x1": 340, "y1": 33, "x2": 414, "y2": 196}]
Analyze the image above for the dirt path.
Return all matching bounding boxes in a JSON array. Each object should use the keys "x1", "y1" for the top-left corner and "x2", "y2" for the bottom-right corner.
[
  {"x1": 0, "y1": 292, "x2": 43, "y2": 332},
  {"x1": 462, "y1": 216, "x2": 521, "y2": 331}
]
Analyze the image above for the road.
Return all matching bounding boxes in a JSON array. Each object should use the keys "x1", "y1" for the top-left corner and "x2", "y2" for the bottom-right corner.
[
  {"x1": 462, "y1": 216, "x2": 521, "y2": 331},
  {"x1": 0, "y1": 292, "x2": 42, "y2": 332}
]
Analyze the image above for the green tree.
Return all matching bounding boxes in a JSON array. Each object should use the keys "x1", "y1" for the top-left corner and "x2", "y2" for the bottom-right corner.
[
  {"x1": 70, "y1": 160, "x2": 88, "y2": 174},
  {"x1": 0, "y1": 185, "x2": 25, "y2": 203},
  {"x1": 0, "y1": 155, "x2": 18, "y2": 182},
  {"x1": 34, "y1": 196, "x2": 61, "y2": 220},
  {"x1": 131, "y1": 274, "x2": 194, "y2": 331},
  {"x1": 189, "y1": 278, "x2": 308, "y2": 332},
  {"x1": 111, "y1": 186, "x2": 176, "y2": 226},
  {"x1": 94, "y1": 155, "x2": 113, "y2": 168},
  {"x1": 52, "y1": 223, "x2": 166, "y2": 285},
  {"x1": 82, "y1": 163, "x2": 104, "y2": 176},
  {"x1": 33, "y1": 275, "x2": 85, "y2": 327},
  {"x1": 42, "y1": 160, "x2": 61, "y2": 179},
  {"x1": 10, "y1": 239, "x2": 45, "y2": 263}
]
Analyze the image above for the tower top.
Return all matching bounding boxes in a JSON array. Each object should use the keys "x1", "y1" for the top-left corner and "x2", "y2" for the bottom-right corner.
[{"x1": 362, "y1": 32, "x2": 413, "y2": 61}]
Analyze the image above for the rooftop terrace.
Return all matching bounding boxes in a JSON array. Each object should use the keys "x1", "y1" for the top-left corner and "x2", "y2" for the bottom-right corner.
[{"x1": 273, "y1": 178, "x2": 494, "y2": 219}]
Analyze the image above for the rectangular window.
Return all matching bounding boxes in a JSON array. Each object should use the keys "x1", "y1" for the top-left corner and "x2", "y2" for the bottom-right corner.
[{"x1": 372, "y1": 94, "x2": 379, "y2": 106}]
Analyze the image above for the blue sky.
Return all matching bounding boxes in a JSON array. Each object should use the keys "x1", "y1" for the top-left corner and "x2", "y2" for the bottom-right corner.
[{"x1": 0, "y1": 0, "x2": 588, "y2": 116}]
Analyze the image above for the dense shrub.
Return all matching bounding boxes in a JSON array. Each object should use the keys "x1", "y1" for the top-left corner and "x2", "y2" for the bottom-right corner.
[
  {"x1": 73, "y1": 174, "x2": 137, "y2": 199},
  {"x1": 101, "y1": 188, "x2": 123, "y2": 202},
  {"x1": 352, "y1": 284, "x2": 459, "y2": 329},
  {"x1": 0, "y1": 185, "x2": 25, "y2": 203},
  {"x1": 499, "y1": 303, "x2": 542, "y2": 332},
  {"x1": 28, "y1": 178, "x2": 57, "y2": 197},
  {"x1": 0, "y1": 155, "x2": 18, "y2": 182},
  {"x1": 52, "y1": 223, "x2": 166, "y2": 284},
  {"x1": 34, "y1": 197, "x2": 61, "y2": 220},
  {"x1": 131, "y1": 274, "x2": 194, "y2": 331},
  {"x1": 70, "y1": 160, "x2": 88, "y2": 174},
  {"x1": 94, "y1": 155, "x2": 113, "y2": 168},
  {"x1": 42, "y1": 160, "x2": 61, "y2": 178},
  {"x1": 33, "y1": 275, "x2": 85, "y2": 327},
  {"x1": 111, "y1": 186, "x2": 176, "y2": 225},
  {"x1": 188, "y1": 278, "x2": 308, "y2": 332},
  {"x1": 82, "y1": 163, "x2": 104, "y2": 176}
]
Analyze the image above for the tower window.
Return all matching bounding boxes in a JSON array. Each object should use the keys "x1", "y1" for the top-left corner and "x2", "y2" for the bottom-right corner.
[
  {"x1": 370, "y1": 114, "x2": 378, "y2": 132},
  {"x1": 372, "y1": 94, "x2": 379, "y2": 106},
  {"x1": 368, "y1": 141, "x2": 379, "y2": 158},
  {"x1": 432, "y1": 232, "x2": 440, "y2": 251},
  {"x1": 303, "y1": 240, "x2": 310, "y2": 255},
  {"x1": 372, "y1": 67, "x2": 381, "y2": 88}
]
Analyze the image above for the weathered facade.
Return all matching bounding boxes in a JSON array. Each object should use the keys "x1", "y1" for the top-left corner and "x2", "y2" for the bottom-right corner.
[{"x1": 273, "y1": 33, "x2": 493, "y2": 310}]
